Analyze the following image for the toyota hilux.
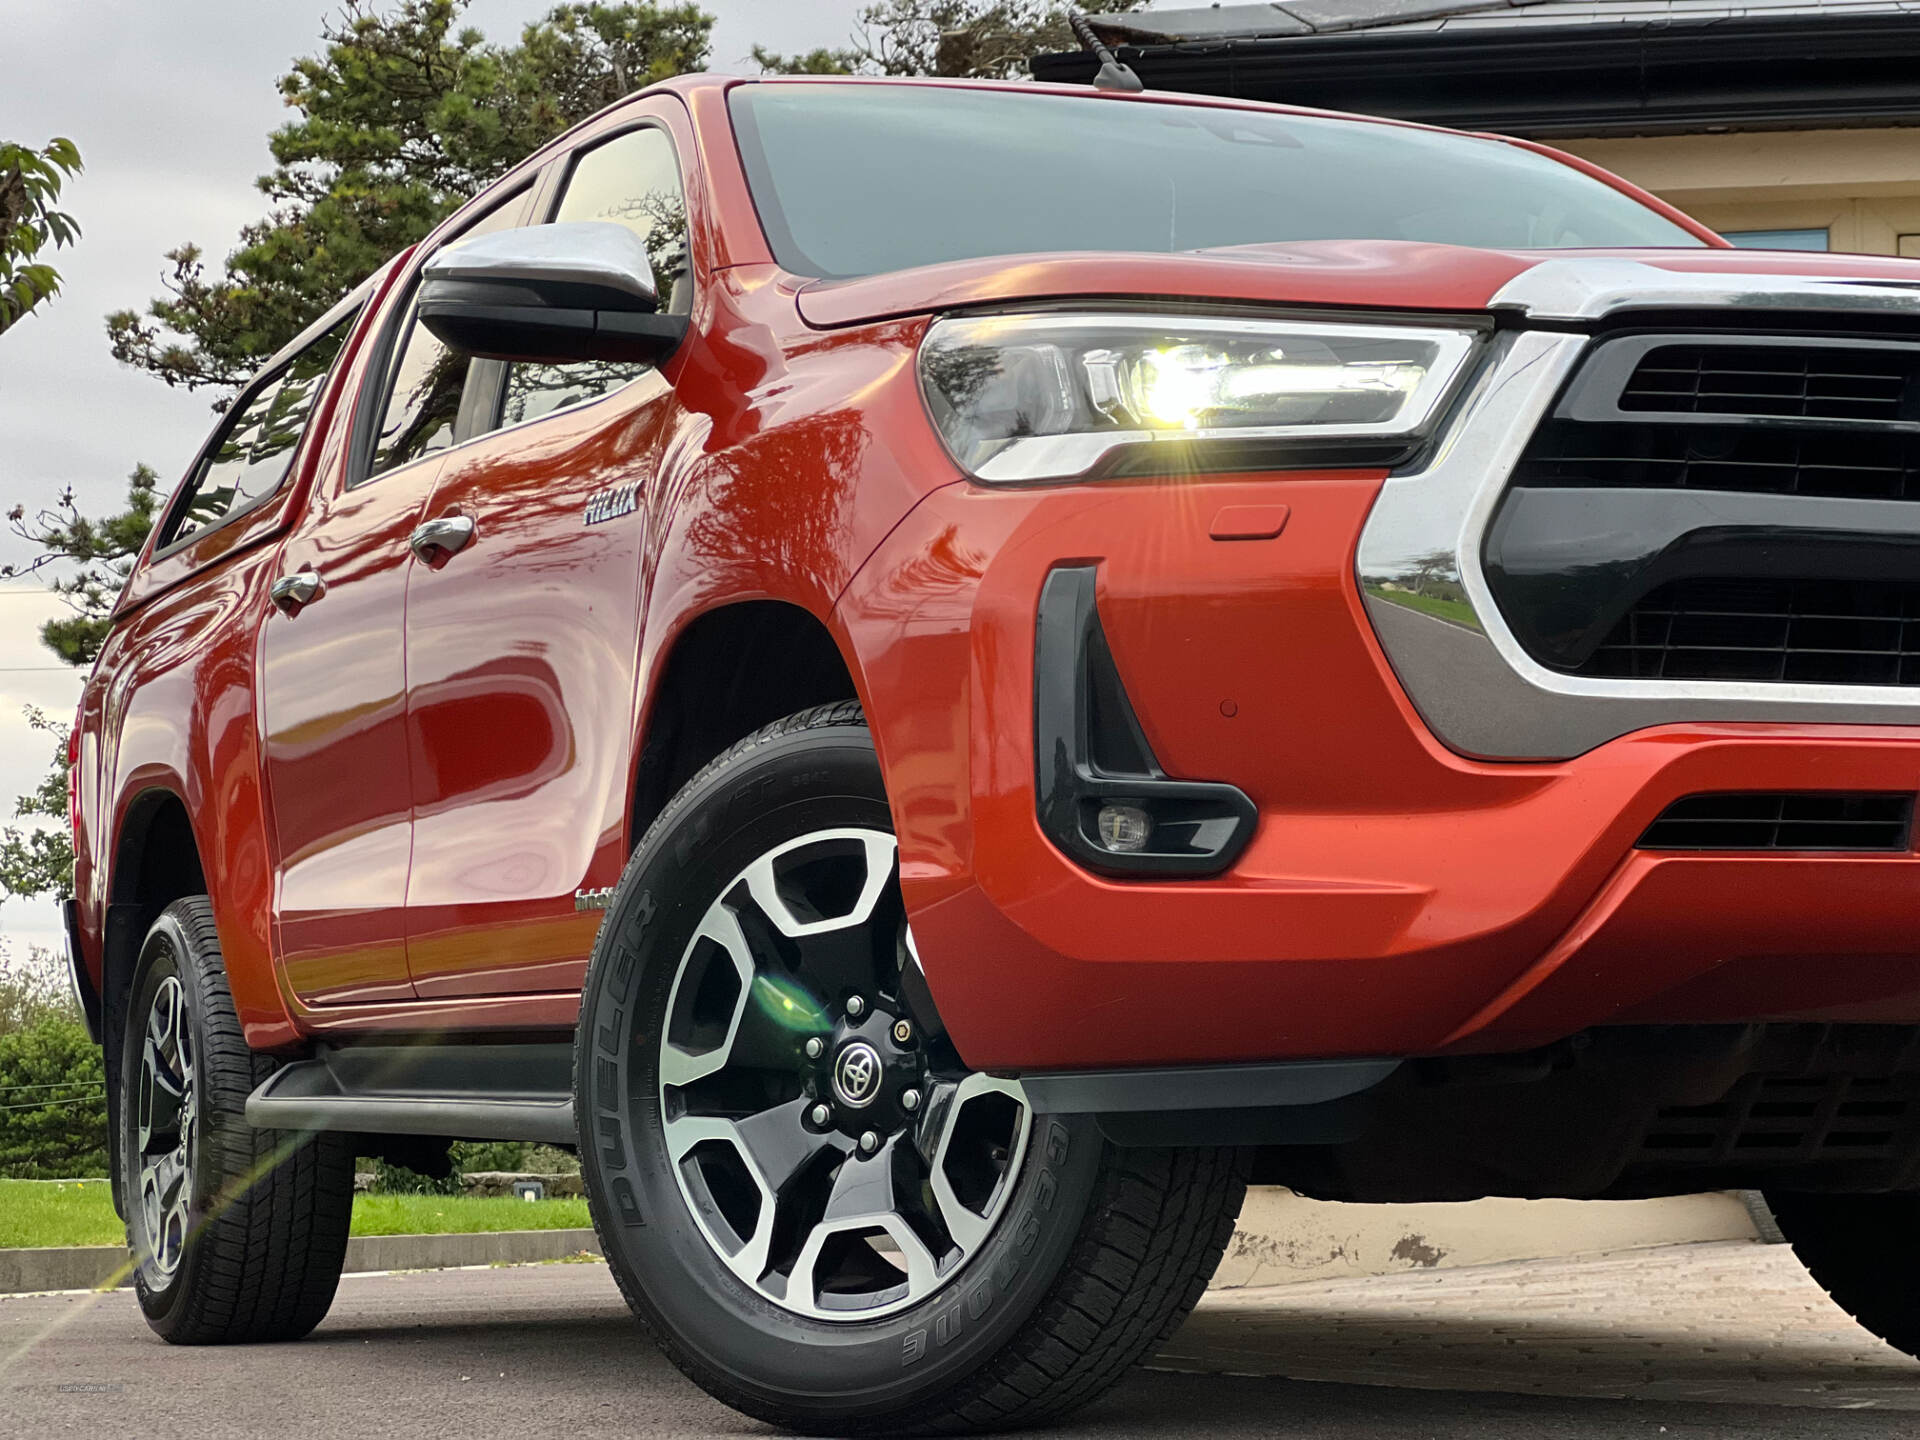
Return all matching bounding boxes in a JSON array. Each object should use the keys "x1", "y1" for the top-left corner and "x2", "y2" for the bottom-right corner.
[{"x1": 67, "y1": 72, "x2": 1920, "y2": 1432}]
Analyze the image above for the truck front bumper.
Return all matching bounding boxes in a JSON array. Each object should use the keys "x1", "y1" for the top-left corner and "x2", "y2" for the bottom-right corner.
[{"x1": 837, "y1": 471, "x2": 1920, "y2": 1074}]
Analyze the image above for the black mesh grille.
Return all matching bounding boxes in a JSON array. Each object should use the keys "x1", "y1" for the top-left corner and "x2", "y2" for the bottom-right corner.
[
  {"x1": 1620, "y1": 343, "x2": 1920, "y2": 422},
  {"x1": 1639, "y1": 792, "x2": 1914, "y2": 851},
  {"x1": 1586, "y1": 576, "x2": 1920, "y2": 684},
  {"x1": 1637, "y1": 1073, "x2": 1920, "y2": 1164},
  {"x1": 1514, "y1": 419, "x2": 1920, "y2": 502},
  {"x1": 1492, "y1": 333, "x2": 1920, "y2": 687}
]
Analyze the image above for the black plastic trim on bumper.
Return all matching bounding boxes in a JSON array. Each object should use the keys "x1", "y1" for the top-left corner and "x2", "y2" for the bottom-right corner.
[
  {"x1": 1015, "y1": 1058, "x2": 1400, "y2": 1115},
  {"x1": 1017, "y1": 1058, "x2": 1400, "y2": 1147},
  {"x1": 245, "y1": 1042, "x2": 575, "y2": 1145},
  {"x1": 1034, "y1": 565, "x2": 1257, "y2": 877}
]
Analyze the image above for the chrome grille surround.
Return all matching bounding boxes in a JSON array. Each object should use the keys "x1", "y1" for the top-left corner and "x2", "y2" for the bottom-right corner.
[{"x1": 1356, "y1": 259, "x2": 1920, "y2": 760}]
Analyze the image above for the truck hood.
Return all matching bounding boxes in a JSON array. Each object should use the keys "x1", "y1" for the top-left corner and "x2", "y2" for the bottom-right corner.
[{"x1": 795, "y1": 239, "x2": 1920, "y2": 328}]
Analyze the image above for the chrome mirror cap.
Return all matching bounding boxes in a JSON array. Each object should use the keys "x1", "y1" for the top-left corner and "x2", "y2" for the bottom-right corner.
[
  {"x1": 423, "y1": 220, "x2": 661, "y2": 310},
  {"x1": 417, "y1": 220, "x2": 686, "y2": 366}
]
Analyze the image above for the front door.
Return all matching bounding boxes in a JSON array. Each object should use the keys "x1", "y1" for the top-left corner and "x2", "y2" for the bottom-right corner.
[{"x1": 401, "y1": 118, "x2": 694, "y2": 998}]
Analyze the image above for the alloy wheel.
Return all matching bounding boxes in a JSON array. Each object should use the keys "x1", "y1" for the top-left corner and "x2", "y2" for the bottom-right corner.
[
  {"x1": 659, "y1": 827, "x2": 1032, "y2": 1321},
  {"x1": 135, "y1": 974, "x2": 197, "y2": 1281}
]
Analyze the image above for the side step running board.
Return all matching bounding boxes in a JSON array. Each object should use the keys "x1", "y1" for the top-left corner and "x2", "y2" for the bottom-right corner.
[{"x1": 245, "y1": 1043, "x2": 575, "y2": 1145}]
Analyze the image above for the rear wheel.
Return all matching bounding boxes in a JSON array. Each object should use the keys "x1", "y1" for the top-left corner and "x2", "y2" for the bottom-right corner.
[
  {"x1": 1764, "y1": 1190, "x2": 1920, "y2": 1356},
  {"x1": 577, "y1": 704, "x2": 1248, "y2": 1433},
  {"x1": 119, "y1": 897, "x2": 354, "y2": 1343}
]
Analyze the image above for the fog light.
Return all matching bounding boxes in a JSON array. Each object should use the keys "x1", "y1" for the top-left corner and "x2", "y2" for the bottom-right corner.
[{"x1": 1096, "y1": 803, "x2": 1152, "y2": 853}]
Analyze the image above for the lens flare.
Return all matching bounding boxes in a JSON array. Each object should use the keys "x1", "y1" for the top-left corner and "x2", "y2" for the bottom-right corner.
[
  {"x1": 751, "y1": 973, "x2": 830, "y2": 1033},
  {"x1": 1136, "y1": 346, "x2": 1225, "y2": 428}
]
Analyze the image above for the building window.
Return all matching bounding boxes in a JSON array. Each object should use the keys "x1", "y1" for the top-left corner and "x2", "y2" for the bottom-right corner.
[{"x1": 1722, "y1": 228, "x2": 1830, "y2": 251}]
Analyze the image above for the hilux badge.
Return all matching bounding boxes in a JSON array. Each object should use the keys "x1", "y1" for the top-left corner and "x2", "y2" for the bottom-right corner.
[{"x1": 583, "y1": 482, "x2": 639, "y2": 526}]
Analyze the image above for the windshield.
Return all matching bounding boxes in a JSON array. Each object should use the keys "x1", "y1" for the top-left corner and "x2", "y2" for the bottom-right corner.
[{"x1": 729, "y1": 83, "x2": 1704, "y2": 281}]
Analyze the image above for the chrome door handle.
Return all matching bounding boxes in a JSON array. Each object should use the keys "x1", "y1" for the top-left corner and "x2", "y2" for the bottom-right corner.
[
  {"x1": 408, "y1": 513, "x2": 476, "y2": 564},
  {"x1": 269, "y1": 571, "x2": 325, "y2": 614}
]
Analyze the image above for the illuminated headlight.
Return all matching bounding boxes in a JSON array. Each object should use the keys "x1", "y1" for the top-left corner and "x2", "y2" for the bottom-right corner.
[{"x1": 918, "y1": 313, "x2": 1479, "y2": 483}]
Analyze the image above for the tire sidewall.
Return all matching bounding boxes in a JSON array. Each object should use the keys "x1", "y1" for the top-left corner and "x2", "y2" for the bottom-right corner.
[
  {"x1": 577, "y1": 723, "x2": 1105, "y2": 1421},
  {"x1": 120, "y1": 910, "x2": 210, "y2": 1326}
]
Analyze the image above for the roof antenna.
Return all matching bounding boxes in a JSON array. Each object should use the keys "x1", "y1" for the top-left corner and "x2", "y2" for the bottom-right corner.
[{"x1": 1067, "y1": 10, "x2": 1144, "y2": 92}]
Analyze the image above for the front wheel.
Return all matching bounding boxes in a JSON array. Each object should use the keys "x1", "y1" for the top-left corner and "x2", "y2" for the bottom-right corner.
[{"x1": 576, "y1": 704, "x2": 1248, "y2": 1433}]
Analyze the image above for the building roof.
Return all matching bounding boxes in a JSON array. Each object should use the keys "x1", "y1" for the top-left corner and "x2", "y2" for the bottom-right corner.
[
  {"x1": 1038, "y1": 0, "x2": 1920, "y2": 135},
  {"x1": 1091, "y1": 0, "x2": 1920, "y2": 45}
]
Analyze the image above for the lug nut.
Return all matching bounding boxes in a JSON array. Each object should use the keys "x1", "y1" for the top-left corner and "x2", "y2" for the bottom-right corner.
[
  {"x1": 892, "y1": 1019, "x2": 913, "y2": 1044},
  {"x1": 809, "y1": 1103, "x2": 833, "y2": 1128},
  {"x1": 846, "y1": 995, "x2": 867, "y2": 1019},
  {"x1": 858, "y1": 1130, "x2": 880, "y2": 1154},
  {"x1": 900, "y1": 1088, "x2": 921, "y2": 1112},
  {"x1": 804, "y1": 1036, "x2": 825, "y2": 1060}
]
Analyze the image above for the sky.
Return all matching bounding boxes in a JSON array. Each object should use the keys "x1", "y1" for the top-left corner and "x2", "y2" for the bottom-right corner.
[{"x1": 0, "y1": 0, "x2": 886, "y2": 963}]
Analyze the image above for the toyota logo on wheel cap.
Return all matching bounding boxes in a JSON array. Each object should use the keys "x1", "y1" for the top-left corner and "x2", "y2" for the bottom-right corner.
[{"x1": 833, "y1": 1042, "x2": 883, "y2": 1108}]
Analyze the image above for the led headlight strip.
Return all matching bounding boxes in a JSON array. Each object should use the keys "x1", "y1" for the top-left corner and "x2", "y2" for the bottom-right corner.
[{"x1": 918, "y1": 312, "x2": 1481, "y2": 483}]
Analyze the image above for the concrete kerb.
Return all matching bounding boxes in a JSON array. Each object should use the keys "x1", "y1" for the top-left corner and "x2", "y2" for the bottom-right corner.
[
  {"x1": 0, "y1": 1188, "x2": 1761, "y2": 1296},
  {"x1": 1212, "y1": 1189, "x2": 1762, "y2": 1289},
  {"x1": 0, "y1": 1229, "x2": 604, "y2": 1295}
]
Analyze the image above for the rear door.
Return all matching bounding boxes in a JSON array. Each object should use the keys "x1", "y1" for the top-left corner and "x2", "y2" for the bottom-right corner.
[
  {"x1": 259, "y1": 190, "x2": 534, "y2": 1007},
  {"x1": 400, "y1": 112, "x2": 697, "y2": 998}
]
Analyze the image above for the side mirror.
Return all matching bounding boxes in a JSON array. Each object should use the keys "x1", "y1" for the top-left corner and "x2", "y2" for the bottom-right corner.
[{"x1": 417, "y1": 221, "x2": 688, "y2": 365}]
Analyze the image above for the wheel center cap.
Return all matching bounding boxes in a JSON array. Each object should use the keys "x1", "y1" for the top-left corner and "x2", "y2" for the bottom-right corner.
[{"x1": 832, "y1": 1041, "x2": 884, "y2": 1108}]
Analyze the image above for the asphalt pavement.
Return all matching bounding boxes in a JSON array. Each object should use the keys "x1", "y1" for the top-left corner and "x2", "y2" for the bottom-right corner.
[{"x1": 4, "y1": 1244, "x2": 1917, "y2": 1438}]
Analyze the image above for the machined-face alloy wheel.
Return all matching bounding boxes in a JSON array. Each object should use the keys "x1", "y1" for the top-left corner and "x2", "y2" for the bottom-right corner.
[
  {"x1": 578, "y1": 706, "x2": 1249, "y2": 1433},
  {"x1": 133, "y1": 973, "x2": 197, "y2": 1283},
  {"x1": 661, "y1": 827, "x2": 1033, "y2": 1320},
  {"x1": 120, "y1": 899, "x2": 355, "y2": 1345}
]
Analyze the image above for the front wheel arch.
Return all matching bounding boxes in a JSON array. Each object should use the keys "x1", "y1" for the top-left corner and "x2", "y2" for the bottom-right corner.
[{"x1": 628, "y1": 599, "x2": 860, "y2": 846}]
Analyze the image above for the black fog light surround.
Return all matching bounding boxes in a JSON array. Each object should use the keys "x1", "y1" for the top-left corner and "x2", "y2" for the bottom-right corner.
[{"x1": 1034, "y1": 566, "x2": 1257, "y2": 877}]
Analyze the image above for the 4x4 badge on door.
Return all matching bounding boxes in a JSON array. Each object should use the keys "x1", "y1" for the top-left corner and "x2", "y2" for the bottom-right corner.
[{"x1": 583, "y1": 482, "x2": 638, "y2": 526}]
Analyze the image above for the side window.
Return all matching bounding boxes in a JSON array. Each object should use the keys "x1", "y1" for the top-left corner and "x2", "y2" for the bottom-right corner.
[
  {"x1": 166, "y1": 310, "x2": 356, "y2": 547},
  {"x1": 367, "y1": 310, "x2": 467, "y2": 477},
  {"x1": 497, "y1": 127, "x2": 691, "y2": 431},
  {"x1": 554, "y1": 127, "x2": 691, "y2": 314},
  {"x1": 365, "y1": 195, "x2": 530, "y2": 480}
]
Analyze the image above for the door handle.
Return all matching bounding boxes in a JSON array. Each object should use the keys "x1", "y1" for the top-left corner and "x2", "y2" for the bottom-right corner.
[
  {"x1": 408, "y1": 513, "x2": 476, "y2": 565},
  {"x1": 269, "y1": 570, "x2": 325, "y2": 614}
]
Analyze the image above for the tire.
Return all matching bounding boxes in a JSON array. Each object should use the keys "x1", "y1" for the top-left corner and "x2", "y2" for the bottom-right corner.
[
  {"x1": 576, "y1": 703, "x2": 1249, "y2": 1434},
  {"x1": 1734, "y1": 1189, "x2": 1787, "y2": 1244},
  {"x1": 1764, "y1": 1189, "x2": 1920, "y2": 1355},
  {"x1": 119, "y1": 897, "x2": 354, "y2": 1344}
]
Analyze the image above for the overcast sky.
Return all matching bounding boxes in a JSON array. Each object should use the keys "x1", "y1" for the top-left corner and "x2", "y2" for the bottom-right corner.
[{"x1": 0, "y1": 0, "x2": 889, "y2": 962}]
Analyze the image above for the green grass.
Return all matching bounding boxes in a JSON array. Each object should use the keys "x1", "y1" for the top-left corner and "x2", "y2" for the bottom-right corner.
[
  {"x1": 0, "y1": 1179, "x2": 119, "y2": 1248},
  {"x1": 0, "y1": 1179, "x2": 591, "y2": 1249},
  {"x1": 349, "y1": 1193, "x2": 591, "y2": 1237},
  {"x1": 1363, "y1": 585, "x2": 1482, "y2": 631}
]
